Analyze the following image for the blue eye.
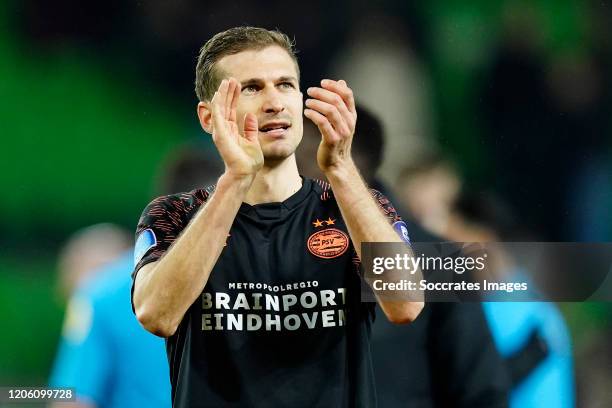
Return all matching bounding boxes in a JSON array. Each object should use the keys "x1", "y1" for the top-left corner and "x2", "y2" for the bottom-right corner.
[
  {"x1": 242, "y1": 85, "x2": 258, "y2": 94},
  {"x1": 279, "y1": 82, "x2": 294, "y2": 89}
]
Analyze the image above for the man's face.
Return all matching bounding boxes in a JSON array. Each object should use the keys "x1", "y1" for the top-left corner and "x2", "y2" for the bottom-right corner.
[{"x1": 215, "y1": 46, "x2": 303, "y2": 163}]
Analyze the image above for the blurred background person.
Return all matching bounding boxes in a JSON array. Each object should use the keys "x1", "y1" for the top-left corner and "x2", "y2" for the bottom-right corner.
[
  {"x1": 48, "y1": 141, "x2": 222, "y2": 408},
  {"x1": 445, "y1": 192, "x2": 575, "y2": 408},
  {"x1": 396, "y1": 155, "x2": 462, "y2": 238},
  {"x1": 298, "y1": 105, "x2": 510, "y2": 407},
  {"x1": 398, "y1": 150, "x2": 575, "y2": 407},
  {"x1": 49, "y1": 242, "x2": 169, "y2": 408},
  {"x1": 55, "y1": 224, "x2": 133, "y2": 301}
]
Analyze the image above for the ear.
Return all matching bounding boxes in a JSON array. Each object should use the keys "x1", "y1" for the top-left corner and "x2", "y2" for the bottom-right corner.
[{"x1": 197, "y1": 101, "x2": 213, "y2": 134}]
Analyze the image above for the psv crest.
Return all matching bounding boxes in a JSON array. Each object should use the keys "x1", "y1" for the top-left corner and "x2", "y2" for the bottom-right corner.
[{"x1": 308, "y1": 218, "x2": 349, "y2": 259}]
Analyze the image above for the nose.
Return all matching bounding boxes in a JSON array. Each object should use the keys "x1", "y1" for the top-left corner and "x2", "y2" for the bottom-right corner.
[{"x1": 261, "y1": 88, "x2": 285, "y2": 114}]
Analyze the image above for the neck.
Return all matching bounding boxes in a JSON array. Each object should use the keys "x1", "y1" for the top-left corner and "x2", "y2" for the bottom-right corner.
[{"x1": 245, "y1": 154, "x2": 302, "y2": 204}]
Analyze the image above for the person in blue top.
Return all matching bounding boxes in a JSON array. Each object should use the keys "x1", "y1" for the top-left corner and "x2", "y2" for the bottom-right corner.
[
  {"x1": 50, "y1": 252, "x2": 171, "y2": 408},
  {"x1": 483, "y1": 297, "x2": 574, "y2": 407},
  {"x1": 50, "y1": 141, "x2": 223, "y2": 408},
  {"x1": 446, "y1": 192, "x2": 575, "y2": 408}
]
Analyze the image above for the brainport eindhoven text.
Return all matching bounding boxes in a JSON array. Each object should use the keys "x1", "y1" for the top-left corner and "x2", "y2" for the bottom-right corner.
[{"x1": 201, "y1": 285, "x2": 347, "y2": 332}]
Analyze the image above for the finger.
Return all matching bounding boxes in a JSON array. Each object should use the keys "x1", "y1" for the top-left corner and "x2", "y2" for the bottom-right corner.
[
  {"x1": 214, "y1": 79, "x2": 227, "y2": 119},
  {"x1": 229, "y1": 79, "x2": 240, "y2": 123},
  {"x1": 223, "y1": 79, "x2": 234, "y2": 121},
  {"x1": 321, "y1": 79, "x2": 356, "y2": 117},
  {"x1": 304, "y1": 108, "x2": 336, "y2": 143},
  {"x1": 210, "y1": 90, "x2": 223, "y2": 130},
  {"x1": 243, "y1": 112, "x2": 259, "y2": 142},
  {"x1": 225, "y1": 79, "x2": 234, "y2": 120},
  {"x1": 210, "y1": 91, "x2": 229, "y2": 144},
  {"x1": 305, "y1": 98, "x2": 349, "y2": 135},
  {"x1": 307, "y1": 85, "x2": 353, "y2": 126}
]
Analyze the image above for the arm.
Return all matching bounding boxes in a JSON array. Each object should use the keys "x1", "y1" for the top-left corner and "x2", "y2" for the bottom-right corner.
[
  {"x1": 134, "y1": 174, "x2": 252, "y2": 337},
  {"x1": 134, "y1": 78, "x2": 263, "y2": 337},
  {"x1": 304, "y1": 79, "x2": 424, "y2": 324}
]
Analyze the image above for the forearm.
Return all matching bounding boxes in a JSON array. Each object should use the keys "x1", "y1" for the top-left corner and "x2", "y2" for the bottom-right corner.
[
  {"x1": 325, "y1": 161, "x2": 424, "y2": 323},
  {"x1": 134, "y1": 173, "x2": 253, "y2": 336},
  {"x1": 324, "y1": 160, "x2": 401, "y2": 256}
]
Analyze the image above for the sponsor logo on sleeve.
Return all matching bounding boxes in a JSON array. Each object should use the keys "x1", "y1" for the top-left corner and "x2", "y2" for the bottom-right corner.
[
  {"x1": 134, "y1": 228, "x2": 157, "y2": 266},
  {"x1": 392, "y1": 221, "x2": 411, "y2": 244}
]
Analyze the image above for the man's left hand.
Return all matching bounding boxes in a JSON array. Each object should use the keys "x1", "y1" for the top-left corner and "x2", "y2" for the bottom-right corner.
[{"x1": 304, "y1": 79, "x2": 357, "y2": 173}]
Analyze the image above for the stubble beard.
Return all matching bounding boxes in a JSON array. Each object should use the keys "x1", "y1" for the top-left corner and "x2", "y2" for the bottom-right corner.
[{"x1": 260, "y1": 132, "x2": 303, "y2": 167}]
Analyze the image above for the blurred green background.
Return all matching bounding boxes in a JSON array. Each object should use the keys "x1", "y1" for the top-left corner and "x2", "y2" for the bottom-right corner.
[{"x1": 0, "y1": 0, "x2": 610, "y2": 403}]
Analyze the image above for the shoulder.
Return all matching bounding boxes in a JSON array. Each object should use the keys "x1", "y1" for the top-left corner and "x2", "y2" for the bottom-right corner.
[
  {"x1": 308, "y1": 179, "x2": 389, "y2": 202},
  {"x1": 311, "y1": 178, "x2": 400, "y2": 218},
  {"x1": 137, "y1": 187, "x2": 215, "y2": 229},
  {"x1": 310, "y1": 178, "x2": 332, "y2": 200},
  {"x1": 142, "y1": 187, "x2": 213, "y2": 215}
]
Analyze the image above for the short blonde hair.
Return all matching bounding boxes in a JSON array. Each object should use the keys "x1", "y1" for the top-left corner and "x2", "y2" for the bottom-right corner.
[{"x1": 195, "y1": 26, "x2": 299, "y2": 102}]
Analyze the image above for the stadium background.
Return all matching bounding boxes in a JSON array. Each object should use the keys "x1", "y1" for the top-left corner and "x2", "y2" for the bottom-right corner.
[{"x1": 0, "y1": 0, "x2": 610, "y2": 405}]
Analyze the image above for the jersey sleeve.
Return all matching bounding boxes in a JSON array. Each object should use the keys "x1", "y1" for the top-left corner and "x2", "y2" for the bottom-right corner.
[
  {"x1": 133, "y1": 195, "x2": 186, "y2": 276},
  {"x1": 347, "y1": 189, "x2": 410, "y2": 271},
  {"x1": 131, "y1": 190, "x2": 210, "y2": 313},
  {"x1": 370, "y1": 189, "x2": 401, "y2": 222},
  {"x1": 370, "y1": 188, "x2": 411, "y2": 244}
]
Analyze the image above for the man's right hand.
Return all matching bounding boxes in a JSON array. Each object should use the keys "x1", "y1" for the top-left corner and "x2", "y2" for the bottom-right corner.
[{"x1": 210, "y1": 78, "x2": 263, "y2": 178}]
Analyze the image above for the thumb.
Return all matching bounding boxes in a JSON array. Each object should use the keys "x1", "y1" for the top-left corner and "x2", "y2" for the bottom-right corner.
[{"x1": 243, "y1": 113, "x2": 258, "y2": 142}]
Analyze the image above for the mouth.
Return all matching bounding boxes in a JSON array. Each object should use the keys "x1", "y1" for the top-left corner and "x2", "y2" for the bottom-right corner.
[{"x1": 259, "y1": 122, "x2": 291, "y2": 137}]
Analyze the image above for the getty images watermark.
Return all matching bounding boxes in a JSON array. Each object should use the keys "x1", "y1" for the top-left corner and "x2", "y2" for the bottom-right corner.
[
  {"x1": 371, "y1": 249, "x2": 526, "y2": 293},
  {"x1": 360, "y1": 242, "x2": 612, "y2": 302}
]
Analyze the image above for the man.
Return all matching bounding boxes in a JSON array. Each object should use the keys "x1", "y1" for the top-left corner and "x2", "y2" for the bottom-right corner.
[{"x1": 131, "y1": 27, "x2": 423, "y2": 407}]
